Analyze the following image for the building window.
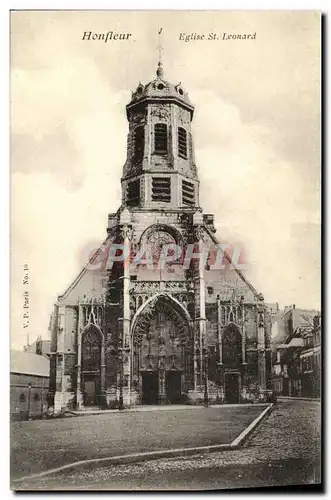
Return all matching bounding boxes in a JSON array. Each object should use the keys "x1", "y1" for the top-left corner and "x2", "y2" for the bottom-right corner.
[
  {"x1": 222, "y1": 324, "x2": 242, "y2": 368},
  {"x1": 34, "y1": 393, "x2": 40, "y2": 401},
  {"x1": 178, "y1": 127, "x2": 187, "y2": 159},
  {"x1": 82, "y1": 325, "x2": 102, "y2": 372},
  {"x1": 182, "y1": 180, "x2": 195, "y2": 206},
  {"x1": 154, "y1": 123, "x2": 167, "y2": 154},
  {"x1": 207, "y1": 286, "x2": 213, "y2": 295},
  {"x1": 19, "y1": 393, "x2": 26, "y2": 402},
  {"x1": 152, "y1": 177, "x2": 171, "y2": 202},
  {"x1": 126, "y1": 179, "x2": 140, "y2": 206},
  {"x1": 134, "y1": 126, "x2": 144, "y2": 162}
]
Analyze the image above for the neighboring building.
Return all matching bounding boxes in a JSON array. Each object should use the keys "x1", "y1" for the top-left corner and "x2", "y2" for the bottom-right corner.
[
  {"x1": 271, "y1": 306, "x2": 321, "y2": 398},
  {"x1": 11, "y1": 350, "x2": 49, "y2": 420},
  {"x1": 25, "y1": 336, "x2": 51, "y2": 357},
  {"x1": 49, "y1": 61, "x2": 273, "y2": 412},
  {"x1": 300, "y1": 314, "x2": 321, "y2": 398}
]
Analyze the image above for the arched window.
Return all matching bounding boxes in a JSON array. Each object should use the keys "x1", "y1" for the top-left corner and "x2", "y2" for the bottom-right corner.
[
  {"x1": 19, "y1": 393, "x2": 26, "y2": 402},
  {"x1": 154, "y1": 123, "x2": 167, "y2": 154},
  {"x1": 134, "y1": 126, "x2": 144, "y2": 162},
  {"x1": 222, "y1": 324, "x2": 242, "y2": 368},
  {"x1": 178, "y1": 127, "x2": 187, "y2": 159},
  {"x1": 34, "y1": 393, "x2": 40, "y2": 401},
  {"x1": 82, "y1": 326, "x2": 102, "y2": 372}
]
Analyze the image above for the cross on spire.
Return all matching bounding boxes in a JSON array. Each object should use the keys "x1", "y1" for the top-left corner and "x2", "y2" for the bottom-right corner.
[
  {"x1": 156, "y1": 28, "x2": 164, "y2": 79},
  {"x1": 157, "y1": 28, "x2": 163, "y2": 63}
]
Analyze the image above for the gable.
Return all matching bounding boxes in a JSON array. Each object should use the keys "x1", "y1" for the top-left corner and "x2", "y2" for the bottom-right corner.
[
  {"x1": 202, "y1": 226, "x2": 260, "y2": 303},
  {"x1": 58, "y1": 236, "x2": 112, "y2": 306}
]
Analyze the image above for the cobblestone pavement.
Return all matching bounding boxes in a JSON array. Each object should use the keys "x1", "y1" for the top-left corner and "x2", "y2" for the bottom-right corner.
[
  {"x1": 14, "y1": 399, "x2": 321, "y2": 490},
  {"x1": 11, "y1": 405, "x2": 266, "y2": 479}
]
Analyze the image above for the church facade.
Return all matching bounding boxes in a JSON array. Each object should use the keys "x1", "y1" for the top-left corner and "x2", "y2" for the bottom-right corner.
[{"x1": 48, "y1": 62, "x2": 273, "y2": 412}]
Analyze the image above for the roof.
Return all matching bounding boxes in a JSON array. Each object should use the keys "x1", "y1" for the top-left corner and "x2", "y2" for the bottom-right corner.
[
  {"x1": 25, "y1": 339, "x2": 51, "y2": 355},
  {"x1": 127, "y1": 63, "x2": 194, "y2": 115},
  {"x1": 278, "y1": 338, "x2": 304, "y2": 349},
  {"x1": 10, "y1": 350, "x2": 50, "y2": 377}
]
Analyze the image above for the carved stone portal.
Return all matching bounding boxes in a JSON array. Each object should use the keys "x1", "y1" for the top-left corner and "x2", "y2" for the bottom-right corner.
[{"x1": 131, "y1": 295, "x2": 194, "y2": 402}]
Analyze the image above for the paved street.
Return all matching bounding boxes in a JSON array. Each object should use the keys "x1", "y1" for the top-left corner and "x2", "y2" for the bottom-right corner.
[
  {"x1": 11, "y1": 404, "x2": 266, "y2": 481},
  {"x1": 13, "y1": 399, "x2": 320, "y2": 490}
]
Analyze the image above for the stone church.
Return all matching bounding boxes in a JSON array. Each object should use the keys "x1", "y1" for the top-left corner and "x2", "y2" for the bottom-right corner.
[{"x1": 48, "y1": 61, "x2": 273, "y2": 412}]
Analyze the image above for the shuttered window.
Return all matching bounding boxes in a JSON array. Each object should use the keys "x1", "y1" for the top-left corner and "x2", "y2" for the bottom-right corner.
[
  {"x1": 134, "y1": 126, "x2": 144, "y2": 162},
  {"x1": 152, "y1": 177, "x2": 171, "y2": 202},
  {"x1": 178, "y1": 127, "x2": 187, "y2": 159},
  {"x1": 154, "y1": 123, "x2": 167, "y2": 154},
  {"x1": 182, "y1": 180, "x2": 195, "y2": 206},
  {"x1": 127, "y1": 179, "x2": 140, "y2": 206}
]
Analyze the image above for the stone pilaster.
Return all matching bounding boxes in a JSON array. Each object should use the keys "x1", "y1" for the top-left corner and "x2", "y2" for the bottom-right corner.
[
  {"x1": 217, "y1": 299, "x2": 223, "y2": 364},
  {"x1": 76, "y1": 304, "x2": 83, "y2": 409},
  {"x1": 119, "y1": 209, "x2": 133, "y2": 406},
  {"x1": 100, "y1": 341, "x2": 106, "y2": 408},
  {"x1": 158, "y1": 369, "x2": 166, "y2": 404},
  {"x1": 193, "y1": 218, "x2": 206, "y2": 391}
]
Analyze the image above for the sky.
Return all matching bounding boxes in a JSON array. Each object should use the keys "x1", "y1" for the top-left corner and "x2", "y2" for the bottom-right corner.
[{"x1": 10, "y1": 10, "x2": 321, "y2": 350}]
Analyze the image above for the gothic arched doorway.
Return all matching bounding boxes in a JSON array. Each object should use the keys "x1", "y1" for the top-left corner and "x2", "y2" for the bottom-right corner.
[
  {"x1": 223, "y1": 323, "x2": 242, "y2": 404},
  {"x1": 81, "y1": 325, "x2": 102, "y2": 406},
  {"x1": 131, "y1": 294, "x2": 193, "y2": 404}
]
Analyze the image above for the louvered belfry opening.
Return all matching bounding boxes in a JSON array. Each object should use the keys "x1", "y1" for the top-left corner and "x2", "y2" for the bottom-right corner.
[
  {"x1": 134, "y1": 126, "x2": 145, "y2": 162},
  {"x1": 154, "y1": 123, "x2": 168, "y2": 154},
  {"x1": 178, "y1": 127, "x2": 187, "y2": 159},
  {"x1": 152, "y1": 177, "x2": 171, "y2": 202},
  {"x1": 127, "y1": 179, "x2": 140, "y2": 206},
  {"x1": 182, "y1": 179, "x2": 195, "y2": 206}
]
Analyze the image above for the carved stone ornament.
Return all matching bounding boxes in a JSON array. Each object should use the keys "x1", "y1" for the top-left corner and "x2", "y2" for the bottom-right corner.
[
  {"x1": 193, "y1": 225, "x2": 204, "y2": 241},
  {"x1": 120, "y1": 225, "x2": 134, "y2": 241},
  {"x1": 177, "y1": 107, "x2": 190, "y2": 126},
  {"x1": 151, "y1": 105, "x2": 170, "y2": 120},
  {"x1": 131, "y1": 111, "x2": 146, "y2": 125},
  {"x1": 258, "y1": 311, "x2": 265, "y2": 328}
]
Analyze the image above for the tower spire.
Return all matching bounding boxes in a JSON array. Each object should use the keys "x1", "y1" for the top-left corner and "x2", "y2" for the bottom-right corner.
[{"x1": 156, "y1": 28, "x2": 164, "y2": 79}]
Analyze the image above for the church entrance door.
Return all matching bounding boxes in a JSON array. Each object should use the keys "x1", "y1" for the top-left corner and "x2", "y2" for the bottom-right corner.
[
  {"x1": 225, "y1": 373, "x2": 240, "y2": 404},
  {"x1": 141, "y1": 372, "x2": 159, "y2": 405},
  {"x1": 83, "y1": 376, "x2": 99, "y2": 406},
  {"x1": 166, "y1": 371, "x2": 182, "y2": 403}
]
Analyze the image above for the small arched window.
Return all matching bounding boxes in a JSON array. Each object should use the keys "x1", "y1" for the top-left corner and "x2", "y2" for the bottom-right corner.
[
  {"x1": 154, "y1": 123, "x2": 167, "y2": 154},
  {"x1": 19, "y1": 393, "x2": 26, "y2": 402},
  {"x1": 222, "y1": 324, "x2": 242, "y2": 368},
  {"x1": 82, "y1": 325, "x2": 102, "y2": 373},
  {"x1": 134, "y1": 126, "x2": 144, "y2": 162},
  {"x1": 178, "y1": 127, "x2": 187, "y2": 159},
  {"x1": 34, "y1": 393, "x2": 40, "y2": 401}
]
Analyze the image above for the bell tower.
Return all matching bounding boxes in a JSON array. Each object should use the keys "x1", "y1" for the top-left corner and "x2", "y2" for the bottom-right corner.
[{"x1": 121, "y1": 60, "x2": 200, "y2": 211}]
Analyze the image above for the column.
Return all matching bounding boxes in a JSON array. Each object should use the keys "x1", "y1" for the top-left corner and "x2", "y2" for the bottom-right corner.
[
  {"x1": 193, "y1": 217, "x2": 206, "y2": 394},
  {"x1": 100, "y1": 341, "x2": 106, "y2": 408},
  {"x1": 76, "y1": 304, "x2": 83, "y2": 409},
  {"x1": 120, "y1": 213, "x2": 133, "y2": 406},
  {"x1": 217, "y1": 299, "x2": 222, "y2": 364},
  {"x1": 217, "y1": 299, "x2": 225, "y2": 402},
  {"x1": 158, "y1": 368, "x2": 166, "y2": 404},
  {"x1": 241, "y1": 305, "x2": 248, "y2": 399},
  {"x1": 193, "y1": 345, "x2": 198, "y2": 391},
  {"x1": 242, "y1": 306, "x2": 246, "y2": 364},
  {"x1": 48, "y1": 305, "x2": 58, "y2": 408}
]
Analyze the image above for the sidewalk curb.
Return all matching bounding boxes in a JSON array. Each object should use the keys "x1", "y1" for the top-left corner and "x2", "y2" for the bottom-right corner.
[
  {"x1": 66, "y1": 403, "x2": 269, "y2": 418},
  {"x1": 277, "y1": 397, "x2": 320, "y2": 402},
  {"x1": 12, "y1": 403, "x2": 274, "y2": 485}
]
